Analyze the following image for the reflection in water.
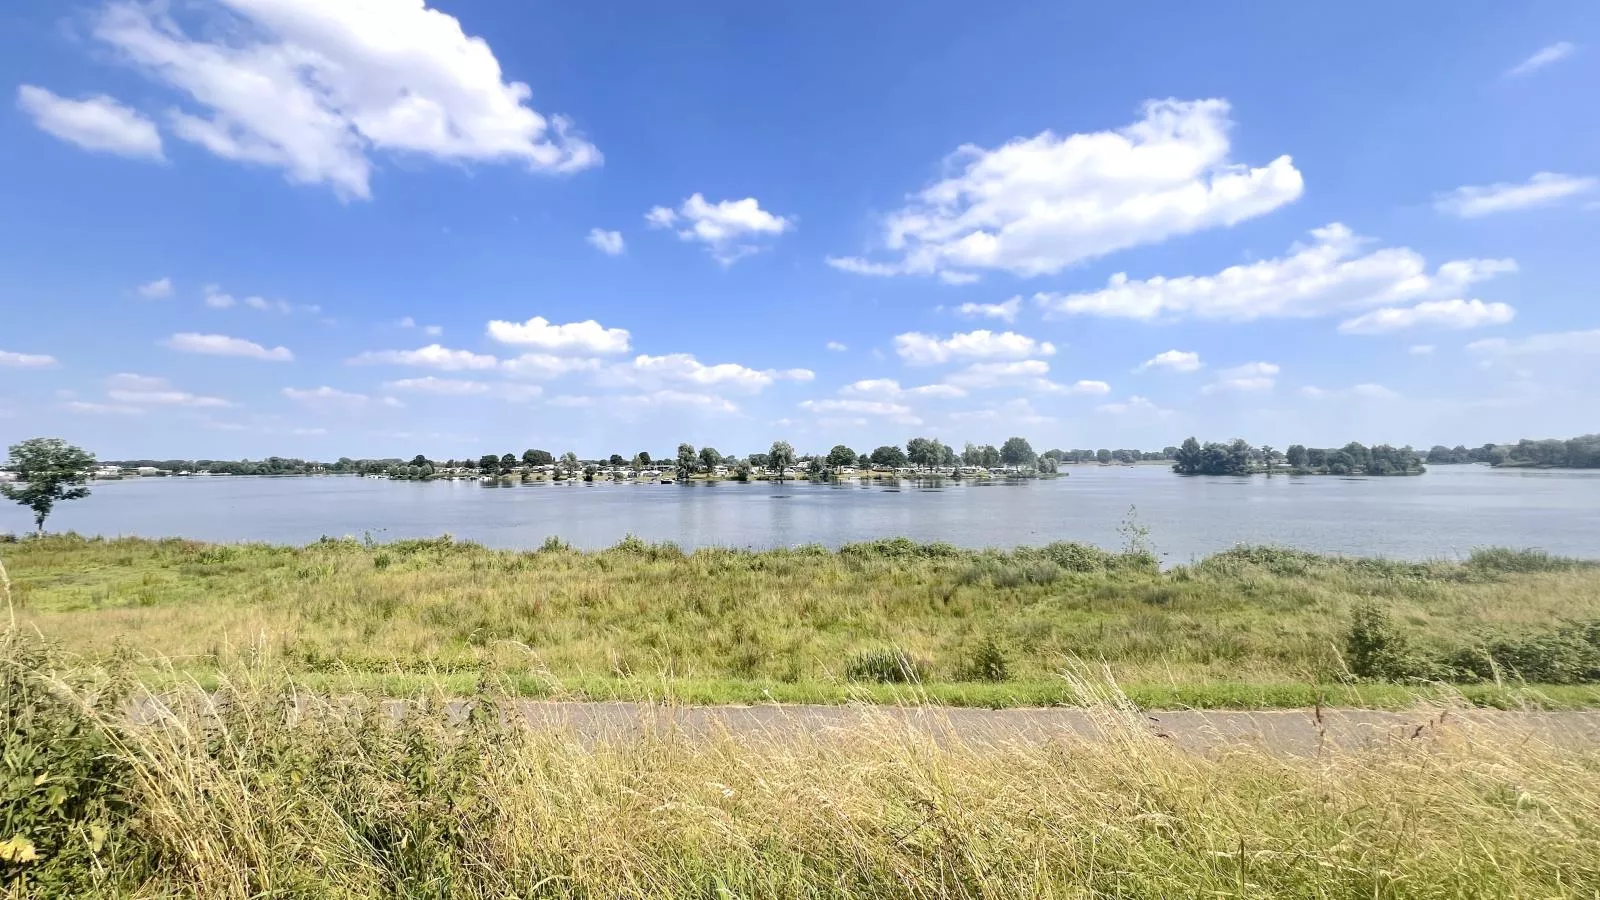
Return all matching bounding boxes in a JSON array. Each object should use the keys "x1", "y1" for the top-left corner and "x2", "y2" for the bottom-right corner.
[{"x1": 7, "y1": 465, "x2": 1599, "y2": 564}]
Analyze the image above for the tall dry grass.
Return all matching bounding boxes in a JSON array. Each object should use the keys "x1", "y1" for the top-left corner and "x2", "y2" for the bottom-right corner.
[{"x1": 5, "y1": 627, "x2": 1600, "y2": 898}]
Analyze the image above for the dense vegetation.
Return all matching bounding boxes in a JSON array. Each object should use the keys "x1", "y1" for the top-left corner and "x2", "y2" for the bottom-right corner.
[
  {"x1": 1427, "y1": 434, "x2": 1600, "y2": 469},
  {"x1": 1171, "y1": 438, "x2": 1425, "y2": 476},
  {"x1": 6, "y1": 625, "x2": 1600, "y2": 898},
  {"x1": 7, "y1": 535, "x2": 1599, "y2": 709}
]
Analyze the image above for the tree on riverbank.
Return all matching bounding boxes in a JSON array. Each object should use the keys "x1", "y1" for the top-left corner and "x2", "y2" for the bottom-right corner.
[
  {"x1": 2, "y1": 438, "x2": 95, "y2": 533},
  {"x1": 769, "y1": 441, "x2": 795, "y2": 480},
  {"x1": 1174, "y1": 437, "x2": 1423, "y2": 476}
]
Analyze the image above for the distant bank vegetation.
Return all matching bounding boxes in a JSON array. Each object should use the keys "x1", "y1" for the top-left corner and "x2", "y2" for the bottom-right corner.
[
  {"x1": 1427, "y1": 434, "x2": 1600, "y2": 469},
  {"x1": 1171, "y1": 438, "x2": 1425, "y2": 477}
]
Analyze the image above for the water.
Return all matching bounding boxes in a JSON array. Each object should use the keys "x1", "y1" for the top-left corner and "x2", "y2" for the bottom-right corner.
[{"x1": 5, "y1": 465, "x2": 1599, "y2": 563}]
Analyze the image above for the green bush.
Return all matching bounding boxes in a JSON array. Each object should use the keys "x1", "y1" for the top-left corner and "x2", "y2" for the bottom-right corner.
[
  {"x1": 1342, "y1": 601, "x2": 1416, "y2": 680},
  {"x1": 843, "y1": 648, "x2": 930, "y2": 684},
  {"x1": 1, "y1": 629, "x2": 140, "y2": 894},
  {"x1": 1445, "y1": 621, "x2": 1600, "y2": 684},
  {"x1": 1467, "y1": 547, "x2": 1592, "y2": 575},
  {"x1": 958, "y1": 636, "x2": 1013, "y2": 683}
]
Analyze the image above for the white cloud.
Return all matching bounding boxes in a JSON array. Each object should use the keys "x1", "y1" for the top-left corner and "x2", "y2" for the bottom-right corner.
[
  {"x1": 825, "y1": 99, "x2": 1301, "y2": 282},
  {"x1": 840, "y1": 379, "x2": 967, "y2": 399},
  {"x1": 1300, "y1": 384, "x2": 1400, "y2": 400},
  {"x1": 1063, "y1": 379, "x2": 1112, "y2": 395},
  {"x1": 396, "y1": 317, "x2": 442, "y2": 336},
  {"x1": 382, "y1": 376, "x2": 490, "y2": 395},
  {"x1": 0, "y1": 350, "x2": 58, "y2": 368},
  {"x1": 620, "y1": 390, "x2": 738, "y2": 414},
  {"x1": 283, "y1": 385, "x2": 402, "y2": 412},
  {"x1": 1434, "y1": 172, "x2": 1596, "y2": 218},
  {"x1": 1096, "y1": 395, "x2": 1167, "y2": 415},
  {"x1": 1409, "y1": 344, "x2": 1436, "y2": 356},
  {"x1": 954, "y1": 298, "x2": 1021, "y2": 323},
  {"x1": 499, "y1": 353, "x2": 604, "y2": 379},
  {"x1": 1467, "y1": 329, "x2": 1600, "y2": 358},
  {"x1": 1337, "y1": 299, "x2": 1515, "y2": 334},
  {"x1": 619, "y1": 354, "x2": 815, "y2": 393},
  {"x1": 137, "y1": 277, "x2": 173, "y2": 299},
  {"x1": 486, "y1": 316, "x2": 631, "y2": 354},
  {"x1": 348, "y1": 344, "x2": 499, "y2": 371},
  {"x1": 825, "y1": 341, "x2": 848, "y2": 352},
  {"x1": 1039, "y1": 224, "x2": 1516, "y2": 322},
  {"x1": 65, "y1": 400, "x2": 144, "y2": 415},
  {"x1": 943, "y1": 360, "x2": 1058, "y2": 391},
  {"x1": 1506, "y1": 42, "x2": 1576, "y2": 77},
  {"x1": 103, "y1": 374, "x2": 232, "y2": 408},
  {"x1": 16, "y1": 84, "x2": 163, "y2": 159},
  {"x1": 894, "y1": 329, "x2": 1056, "y2": 365},
  {"x1": 423, "y1": 325, "x2": 443, "y2": 337},
  {"x1": 586, "y1": 228, "x2": 625, "y2": 255},
  {"x1": 1135, "y1": 349, "x2": 1202, "y2": 373},
  {"x1": 164, "y1": 332, "x2": 293, "y2": 361},
  {"x1": 245, "y1": 295, "x2": 293, "y2": 314},
  {"x1": 202, "y1": 285, "x2": 236, "y2": 309},
  {"x1": 799, "y1": 398, "x2": 921, "y2": 425},
  {"x1": 90, "y1": 0, "x2": 599, "y2": 199},
  {"x1": 1203, "y1": 361, "x2": 1279, "y2": 394},
  {"x1": 645, "y1": 193, "x2": 792, "y2": 263}
]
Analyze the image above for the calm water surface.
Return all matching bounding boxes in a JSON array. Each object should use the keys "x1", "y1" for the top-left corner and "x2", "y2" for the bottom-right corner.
[{"x1": 6, "y1": 465, "x2": 1599, "y2": 563}]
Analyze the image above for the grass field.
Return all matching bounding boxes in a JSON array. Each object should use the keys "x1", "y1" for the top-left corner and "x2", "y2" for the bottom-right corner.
[
  {"x1": 7, "y1": 625, "x2": 1600, "y2": 898},
  {"x1": 5, "y1": 534, "x2": 1599, "y2": 709}
]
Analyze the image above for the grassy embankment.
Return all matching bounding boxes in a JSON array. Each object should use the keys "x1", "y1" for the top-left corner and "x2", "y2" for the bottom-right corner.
[
  {"x1": 7, "y1": 622, "x2": 1600, "y2": 898},
  {"x1": 5, "y1": 534, "x2": 1600, "y2": 709}
]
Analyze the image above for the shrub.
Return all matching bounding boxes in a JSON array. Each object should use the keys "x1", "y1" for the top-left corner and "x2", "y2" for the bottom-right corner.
[
  {"x1": 839, "y1": 538, "x2": 968, "y2": 561},
  {"x1": 1467, "y1": 547, "x2": 1592, "y2": 575},
  {"x1": 0, "y1": 630, "x2": 140, "y2": 894},
  {"x1": 843, "y1": 648, "x2": 930, "y2": 684},
  {"x1": 1445, "y1": 621, "x2": 1600, "y2": 684},
  {"x1": 958, "y1": 636, "x2": 1012, "y2": 682},
  {"x1": 1343, "y1": 601, "x2": 1415, "y2": 680},
  {"x1": 537, "y1": 536, "x2": 573, "y2": 553}
]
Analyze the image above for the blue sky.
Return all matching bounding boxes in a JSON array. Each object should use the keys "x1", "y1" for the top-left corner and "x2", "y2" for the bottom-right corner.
[{"x1": 2, "y1": 1, "x2": 1597, "y2": 461}]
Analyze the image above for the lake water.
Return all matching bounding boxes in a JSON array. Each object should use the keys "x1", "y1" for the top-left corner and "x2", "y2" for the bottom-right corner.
[{"x1": 5, "y1": 465, "x2": 1599, "y2": 563}]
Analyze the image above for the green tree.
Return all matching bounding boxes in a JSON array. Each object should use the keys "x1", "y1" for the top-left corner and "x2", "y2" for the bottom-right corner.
[
  {"x1": 2, "y1": 438, "x2": 96, "y2": 534},
  {"x1": 410, "y1": 454, "x2": 430, "y2": 467},
  {"x1": 523, "y1": 449, "x2": 554, "y2": 467},
  {"x1": 1286, "y1": 444, "x2": 1308, "y2": 469},
  {"x1": 869, "y1": 445, "x2": 908, "y2": 469},
  {"x1": 676, "y1": 443, "x2": 698, "y2": 480},
  {"x1": 906, "y1": 437, "x2": 943, "y2": 470},
  {"x1": 856, "y1": 452, "x2": 871, "y2": 468},
  {"x1": 1172, "y1": 437, "x2": 1203, "y2": 474},
  {"x1": 478, "y1": 453, "x2": 500, "y2": 474},
  {"x1": 825, "y1": 444, "x2": 858, "y2": 470},
  {"x1": 999, "y1": 436, "x2": 1036, "y2": 468},
  {"x1": 609, "y1": 453, "x2": 626, "y2": 467},
  {"x1": 768, "y1": 441, "x2": 795, "y2": 480},
  {"x1": 560, "y1": 452, "x2": 580, "y2": 477},
  {"x1": 1096, "y1": 448, "x2": 1112, "y2": 464},
  {"x1": 698, "y1": 447, "x2": 722, "y2": 473}
]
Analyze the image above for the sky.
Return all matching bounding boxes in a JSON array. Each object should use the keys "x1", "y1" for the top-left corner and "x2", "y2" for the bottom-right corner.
[{"x1": 2, "y1": 1, "x2": 1597, "y2": 461}]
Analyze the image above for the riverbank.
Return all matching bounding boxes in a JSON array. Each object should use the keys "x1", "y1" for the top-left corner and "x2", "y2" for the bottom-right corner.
[{"x1": 7, "y1": 534, "x2": 1599, "y2": 709}]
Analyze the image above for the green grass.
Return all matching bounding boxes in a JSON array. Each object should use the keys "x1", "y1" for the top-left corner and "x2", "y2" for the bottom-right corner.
[{"x1": 5, "y1": 534, "x2": 1599, "y2": 709}]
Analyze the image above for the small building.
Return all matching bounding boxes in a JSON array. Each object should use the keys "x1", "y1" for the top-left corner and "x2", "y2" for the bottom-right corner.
[{"x1": 136, "y1": 466, "x2": 162, "y2": 477}]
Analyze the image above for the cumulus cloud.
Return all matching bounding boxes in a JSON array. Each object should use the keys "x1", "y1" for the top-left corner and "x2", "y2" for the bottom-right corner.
[
  {"x1": 1300, "y1": 384, "x2": 1400, "y2": 400},
  {"x1": 1062, "y1": 380, "x2": 1112, "y2": 395},
  {"x1": 954, "y1": 298, "x2": 1020, "y2": 323},
  {"x1": 825, "y1": 341, "x2": 848, "y2": 352},
  {"x1": 202, "y1": 285, "x2": 236, "y2": 309},
  {"x1": 1337, "y1": 299, "x2": 1515, "y2": 334},
  {"x1": 283, "y1": 385, "x2": 402, "y2": 412},
  {"x1": 89, "y1": 0, "x2": 599, "y2": 199},
  {"x1": 486, "y1": 316, "x2": 630, "y2": 354},
  {"x1": 840, "y1": 379, "x2": 967, "y2": 399},
  {"x1": 1506, "y1": 42, "x2": 1576, "y2": 77},
  {"x1": 825, "y1": 99, "x2": 1301, "y2": 282},
  {"x1": 16, "y1": 84, "x2": 163, "y2": 159},
  {"x1": 587, "y1": 228, "x2": 625, "y2": 255},
  {"x1": 499, "y1": 354, "x2": 604, "y2": 379},
  {"x1": 620, "y1": 390, "x2": 738, "y2": 414},
  {"x1": 1136, "y1": 349, "x2": 1202, "y2": 373},
  {"x1": 1467, "y1": 329, "x2": 1600, "y2": 358},
  {"x1": 163, "y1": 332, "x2": 293, "y2": 361},
  {"x1": 1434, "y1": 172, "x2": 1596, "y2": 218},
  {"x1": 0, "y1": 350, "x2": 58, "y2": 368},
  {"x1": 1203, "y1": 361, "x2": 1279, "y2": 394},
  {"x1": 382, "y1": 376, "x2": 490, "y2": 395},
  {"x1": 395, "y1": 317, "x2": 443, "y2": 337},
  {"x1": 137, "y1": 277, "x2": 173, "y2": 298},
  {"x1": 348, "y1": 344, "x2": 499, "y2": 370},
  {"x1": 942, "y1": 360, "x2": 1058, "y2": 391},
  {"x1": 645, "y1": 193, "x2": 792, "y2": 264},
  {"x1": 894, "y1": 329, "x2": 1055, "y2": 365},
  {"x1": 616, "y1": 354, "x2": 815, "y2": 393},
  {"x1": 1038, "y1": 224, "x2": 1516, "y2": 323}
]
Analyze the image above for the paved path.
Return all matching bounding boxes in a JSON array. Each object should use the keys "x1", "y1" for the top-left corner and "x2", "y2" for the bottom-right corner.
[{"x1": 484, "y1": 702, "x2": 1600, "y2": 755}]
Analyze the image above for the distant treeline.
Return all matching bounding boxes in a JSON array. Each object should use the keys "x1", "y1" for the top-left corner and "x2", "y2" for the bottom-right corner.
[
  {"x1": 1171, "y1": 438, "x2": 1425, "y2": 477},
  {"x1": 1427, "y1": 435, "x2": 1600, "y2": 469}
]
